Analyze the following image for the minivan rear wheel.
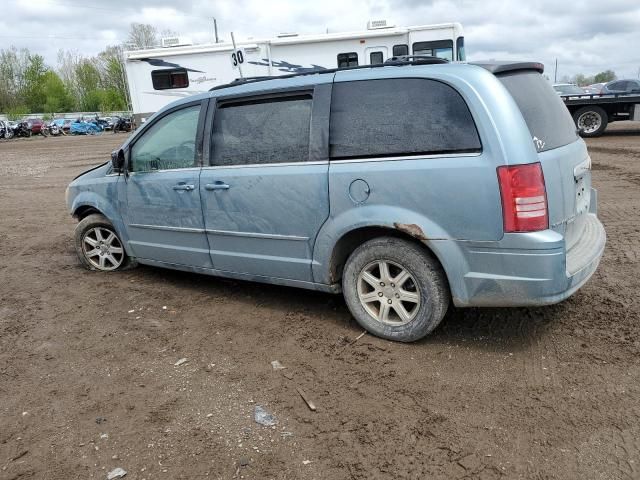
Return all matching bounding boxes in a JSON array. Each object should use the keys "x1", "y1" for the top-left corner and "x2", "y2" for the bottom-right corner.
[
  {"x1": 573, "y1": 106, "x2": 608, "y2": 137},
  {"x1": 74, "y1": 214, "x2": 133, "y2": 271},
  {"x1": 342, "y1": 237, "x2": 449, "y2": 342}
]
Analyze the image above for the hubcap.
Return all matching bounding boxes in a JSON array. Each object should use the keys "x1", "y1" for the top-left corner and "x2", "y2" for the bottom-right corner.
[
  {"x1": 82, "y1": 227, "x2": 124, "y2": 271},
  {"x1": 357, "y1": 260, "x2": 421, "y2": 325},
  {"x1": 577, "y1": 111, "x2": 602, "y2": 134}
]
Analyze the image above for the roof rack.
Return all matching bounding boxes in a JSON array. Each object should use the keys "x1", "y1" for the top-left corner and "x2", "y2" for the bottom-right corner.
[{"x1": 209, "y1": 57, "x2": 449, "y2": 91}]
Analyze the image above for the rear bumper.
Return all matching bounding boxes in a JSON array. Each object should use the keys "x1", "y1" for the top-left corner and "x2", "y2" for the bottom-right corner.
[{"x1": 448, "y1": 212, "x2": 606, "y2": 307}]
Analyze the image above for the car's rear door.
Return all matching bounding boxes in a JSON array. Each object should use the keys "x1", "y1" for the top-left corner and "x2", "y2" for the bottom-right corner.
[
  {"x1": 498, "y1": 71, "x2": 592, "y2": 257},
  {"x1": 199, "y1": 82, "x2": 331, "y2": 282}
]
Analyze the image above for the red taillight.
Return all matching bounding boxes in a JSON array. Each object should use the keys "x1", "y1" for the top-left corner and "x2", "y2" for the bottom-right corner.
[{"x1": 497, "y1": 163, "x2": 548, "y2": 232}]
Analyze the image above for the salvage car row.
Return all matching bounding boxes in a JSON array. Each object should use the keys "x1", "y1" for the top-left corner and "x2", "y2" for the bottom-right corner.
[{"x1": 0, "y1": 115, "x2": 133, "y2": 140}]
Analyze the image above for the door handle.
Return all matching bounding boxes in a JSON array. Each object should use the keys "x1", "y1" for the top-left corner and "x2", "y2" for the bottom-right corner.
[
  {"x1": 205, "y1": 181, "x2": 230, "y2": 191},
  {"x1": 173, "y1": 183, "x2": 195, "y2": 191}
]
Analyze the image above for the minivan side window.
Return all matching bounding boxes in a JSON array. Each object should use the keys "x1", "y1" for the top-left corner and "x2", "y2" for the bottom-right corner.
[
  {"x1": 211, "y1": 95, "x2": 312, "y2": 166},
  {"x1": 130, "y1": 105, "x2": 201, "y2": 172},
  {"x1": 329, "y1": 79, "x2": 481, "y2": 159}
]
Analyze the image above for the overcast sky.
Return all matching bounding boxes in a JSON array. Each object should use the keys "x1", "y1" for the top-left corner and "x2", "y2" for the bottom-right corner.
[{"x1": 3, "y1": 0, "x2": 640, "y2": 80}]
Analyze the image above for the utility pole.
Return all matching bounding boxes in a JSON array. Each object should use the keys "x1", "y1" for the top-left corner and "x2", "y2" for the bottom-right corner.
[
  {"x1": 213, "y1": 18, "x2": 219, "y2": 43},
  {"x1": 554, "y1": 58, "x2": 558, "y2": 83}
]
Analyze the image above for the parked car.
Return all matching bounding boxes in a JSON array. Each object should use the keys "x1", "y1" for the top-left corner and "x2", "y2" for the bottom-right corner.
[
  {"x1": 583, "y1": 83, "x2": 605, "y2": 94},
  {"x1": 601, "y1": 79, "x2": 640, "y2": 95},
  {"x1": 26, "y1": 118, "x2": 46, "y2": 135},
  {"x1": 552, "y1": 83, "x2": 585, "y2": 95},
  {"x1": 66, "y1": 60, "x2": 606, "y2": 342}
]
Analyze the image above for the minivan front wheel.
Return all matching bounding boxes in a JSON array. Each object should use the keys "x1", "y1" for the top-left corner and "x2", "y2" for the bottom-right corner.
[
  {"x1": 342, "y1": 237, "x2": 449, "y2": 342},
  {"x1": 74, "y1": 214, "x2": 132, "y2": 271}
]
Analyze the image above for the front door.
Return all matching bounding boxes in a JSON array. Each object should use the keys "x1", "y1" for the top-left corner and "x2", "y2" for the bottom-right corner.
[
  {"x1": 121, "y1": 101, "x2": 211, "y2": 267},
  {"x1": 200, "y1": 85, "x2": 331, "y2": 282}
]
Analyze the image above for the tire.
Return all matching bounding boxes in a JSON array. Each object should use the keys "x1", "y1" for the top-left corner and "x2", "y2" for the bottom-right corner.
[
  {"x1": 74, "y1": 213, "x2": 135, "y2": 271},
  {"x1": 573, "y1": 106, "x2": 608, "y2": 137},
  {"x1": 342, "y1": 237, "x2": 450, "y2": 342}
]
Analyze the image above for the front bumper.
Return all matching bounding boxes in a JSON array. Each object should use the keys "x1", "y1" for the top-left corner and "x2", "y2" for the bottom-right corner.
[{"x1": 449, "y1": 212, "x2": 606, "y2": 308}]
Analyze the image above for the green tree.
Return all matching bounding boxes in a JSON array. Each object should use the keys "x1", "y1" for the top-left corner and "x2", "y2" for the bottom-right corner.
[
  {"x1": 21, "y1": 53, "x2": 48, "y2": 112},
  {"x1": 41, "y1": 71, "x2": 74, "y2": 113},
  {"x1": 593, "y1": 70, "x2": 616, "y2": 83},
  {"x1": 75, "y1": 59, "x2": 101, "y2": 110}
]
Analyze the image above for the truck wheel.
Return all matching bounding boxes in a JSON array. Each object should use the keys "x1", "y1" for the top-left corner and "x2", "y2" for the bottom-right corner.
[
  {"x1": 342, "y1": 237, "x2": 450, "y2": 342},
  {"x1": 573, "y1": 106, "x2": 608, "y2": 137},
  {"x1": 74, "y1": 214, "x2": 135, "y2": 271}
]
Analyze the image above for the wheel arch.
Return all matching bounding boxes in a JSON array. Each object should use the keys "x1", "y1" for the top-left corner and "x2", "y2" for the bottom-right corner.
[{"x1": 321, "y1": 225, "x2": 456, "y2": 299}]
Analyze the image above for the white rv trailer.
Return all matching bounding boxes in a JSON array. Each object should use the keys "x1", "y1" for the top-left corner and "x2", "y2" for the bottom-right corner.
[{"x1": 123, "y1": 21, "x2": 465, "y2": 122}]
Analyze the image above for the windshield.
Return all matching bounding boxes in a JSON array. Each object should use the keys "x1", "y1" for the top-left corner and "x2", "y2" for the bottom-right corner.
[{"x1": 499, "y1": 71, "x2": 578, "y2": 152}]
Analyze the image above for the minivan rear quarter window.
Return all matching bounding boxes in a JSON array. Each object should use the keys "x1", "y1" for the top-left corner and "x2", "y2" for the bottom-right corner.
[
  {"x1": 498, "y1": 71, "x2": 577, "y2": 152},
  {"x1": 329, "y1": 78, "x2": 481, "y2": 159}
]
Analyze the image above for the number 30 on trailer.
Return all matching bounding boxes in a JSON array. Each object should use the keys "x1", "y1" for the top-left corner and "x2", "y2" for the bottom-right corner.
[{"x1": 230, "y1": 49, "x2": 245, "y2": 68}]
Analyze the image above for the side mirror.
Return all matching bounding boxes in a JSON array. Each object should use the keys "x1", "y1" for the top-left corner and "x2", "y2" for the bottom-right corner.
[{"x1": 111, "y1": 149, "x2": 125, "y2": 172}]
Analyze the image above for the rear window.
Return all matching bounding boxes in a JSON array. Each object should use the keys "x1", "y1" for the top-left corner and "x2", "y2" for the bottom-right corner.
[
  {"x1": 498, "y1": 71, "x2": 577, "y2": 152},
  {"x1": 329, "y1": 78, "x2": 481, "y2": 159}
]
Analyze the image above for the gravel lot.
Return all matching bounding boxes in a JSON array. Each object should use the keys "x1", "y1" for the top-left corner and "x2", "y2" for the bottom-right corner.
[{"x1": 1, "y1": 125, "x2": 639, "y2": 480}]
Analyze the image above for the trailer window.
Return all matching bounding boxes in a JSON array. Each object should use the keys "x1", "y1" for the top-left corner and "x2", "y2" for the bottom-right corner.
[
  {"x1": 392, "y1": 44, "x2": 408, "y2": 57},
  {"x1": 329, "y1": 78, "x2": 481, "y2": 159},
  {"x1": 369, "y1": 52, "x2": 383, "y2": 65},
  {"x1": 412, "y1": 40, "x2": 453, "y2": 61},
  {"x1": 337, "y1": 52, "x2": 358, "y2": 68},
  {"x1": 151, "y1": 69, "x2": 189, "y2": 90},
  {"x1": 212, "y1": 95, "x2": 312, "y2": 166}
]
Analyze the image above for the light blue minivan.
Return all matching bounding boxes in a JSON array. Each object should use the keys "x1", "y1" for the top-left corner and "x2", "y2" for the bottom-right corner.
[{"x1": 66, "y1": 60, "x2": 606, "y2": 342}]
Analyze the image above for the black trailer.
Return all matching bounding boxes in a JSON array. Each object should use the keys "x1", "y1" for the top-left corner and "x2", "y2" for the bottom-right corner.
[{"x1": 560, "y1": 93, "x2": 640, "y2": 137}]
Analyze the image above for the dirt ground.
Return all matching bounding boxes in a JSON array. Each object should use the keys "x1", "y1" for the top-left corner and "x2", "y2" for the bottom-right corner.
[{"x1": 1, "y1": 124, "x2": 639, "y2": 480}]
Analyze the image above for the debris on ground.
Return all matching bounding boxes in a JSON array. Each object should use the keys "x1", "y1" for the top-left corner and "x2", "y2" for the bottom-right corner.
[
  {"x1": 238, "y1": 456, "x2": 250, "y2": 467},
  {"x1": 254, "y1": 406, "x2": 277, "y2": 426},
  {"x1": 271, "y1": 360, "x2": 285, "y2": 370},
  {"x1": 296, "y1": 387, "x2": 317, "y2": 411},
  {"x1": 174, "y1": 358, "x2": 188, "y2": 366},
  {"x1": 303, "y1": 460, "x2": 312, "y2": 465},
  {"x1": 281, "y1": 370, "x2": 294, "y2": 380},
  {"x1": 106, "y1": 467, "x2": 127, "y2": 479},
  {"x1": 95, "y1": 417, "x2": 107, "y2": 424},
  {"x1": 10, "y1": 450, "x2": 28, "y2": 462}
]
